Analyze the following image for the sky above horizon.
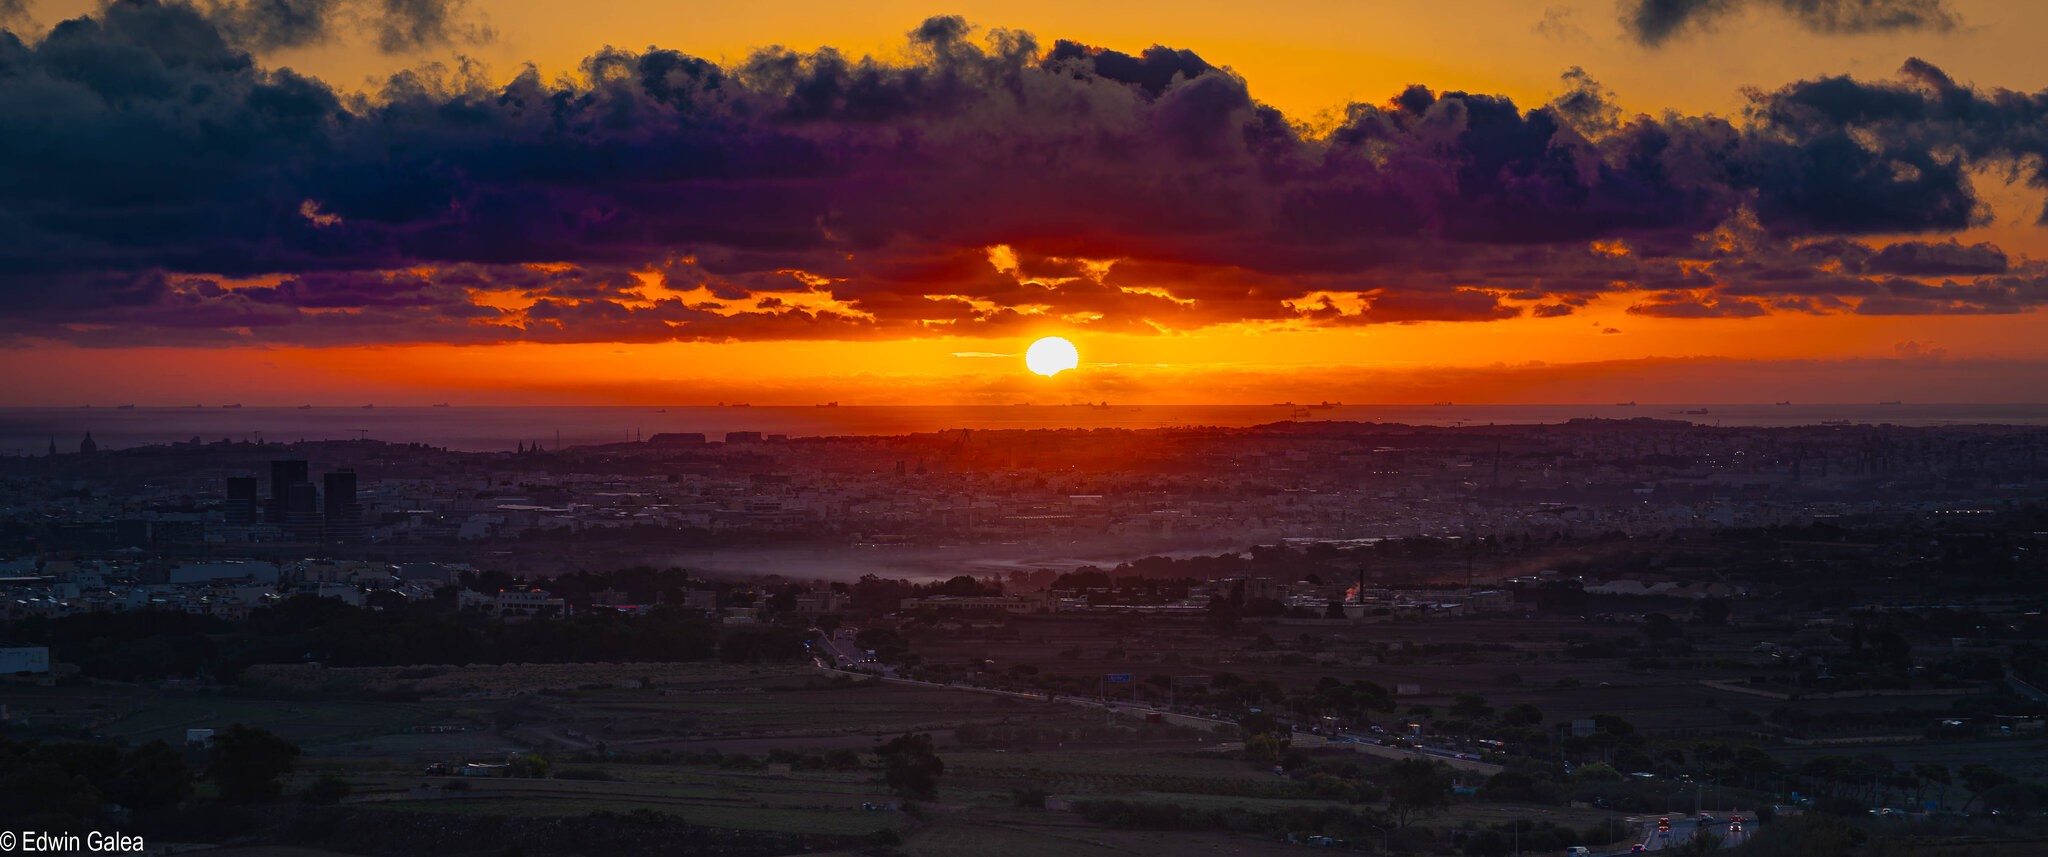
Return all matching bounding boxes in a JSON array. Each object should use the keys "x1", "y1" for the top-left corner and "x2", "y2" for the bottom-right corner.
[{"x1": 4, "y1": 0, "x2": 2048, "y2": 405}]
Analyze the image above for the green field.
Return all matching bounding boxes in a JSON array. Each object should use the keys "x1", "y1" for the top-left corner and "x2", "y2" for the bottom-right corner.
[
  {"x1": 3, "y1": 683, "x2": 454, "y2": 748},
  {"x1": 12, "y1": 662, "x2": 1654, "y2": 853}
]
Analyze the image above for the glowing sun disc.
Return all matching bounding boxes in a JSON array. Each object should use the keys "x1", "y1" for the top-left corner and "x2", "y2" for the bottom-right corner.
[{"x1": 1025, "y1": 336, "x2": 1080, "y2": 377}]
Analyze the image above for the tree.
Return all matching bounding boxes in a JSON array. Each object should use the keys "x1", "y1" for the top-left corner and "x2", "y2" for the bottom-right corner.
[
  {"x1": 209, "y1": 725, "x2": 301, "y2": 802},
  {"x1": 1694, "y1": 598, "x2": 1731, "y2": 626},
  {"x1": 1245, "y1": 733, "x2": 1285, "y2": 763},
  {"x1": 1500, "y1": 703, "x2": 1544, "y2": 728},
  {"x1": 718, "y1": 626, "x2": 811, "y2": 662},
  {"x1": 876, "y1": 732, "x2": 944, "y2": 800},
  {"x1": 1450, "y1": 694, "x2": 1492, "y2": 720},
  {"x1": 509, "y1": 753, "x2": 551, "y2": 778},
  {"x1": 1385, "y1": 758, "x2": 1451, "y2": 826},
  {"x1": 1643, "y1": 613, "x2": 1680, "y2": 643},
  {"x1": 1206, "y1": 596, "x2": 1242, "y2": 635},
  {"x1": 1800, "y1": 755, "x2": 1874, "y2": 799},
  {"x1": 109, "y1": 740, "x2": 191, "y2": 813},
  {"x1": 302, "y1": 774, "x2": 352, "y2": 805},
  {"x1": 1914, "y1": 762, "x2": 1952, "y2": 809},
  {"x1": 1958, "y1": 763, "x2": 2014, "y2": 813},
  {"x1": 1573, "y1": 762, "x2": 1623, "y2": 782},
  {"x1": 1589, "y1": 714, "x2": 1636, "y2": 738},
  {"x1": 1238, "y1": 710, "x2": 1285, "y2": 740}
]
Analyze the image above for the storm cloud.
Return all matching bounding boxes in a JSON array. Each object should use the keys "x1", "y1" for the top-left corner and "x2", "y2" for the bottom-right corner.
[
  {"x1": 1622, "y1": 0, "x2": 1960, "y2": 46},
  {"x1": 0, "y1": 2, "x2": 2043, "y2": 346},
  {"x1": 204, "y1": 0, "x2": 488, "y2": 52}
]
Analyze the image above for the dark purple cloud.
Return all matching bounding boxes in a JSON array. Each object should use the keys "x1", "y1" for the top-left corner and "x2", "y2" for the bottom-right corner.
[
  {"x1": 0, "y1": 3, "x2": 2043, "y2": 346},
  {"x1": 203, "y1": 0, "x2": 488, "y2": 53},
  {"x1": 1622, "y1": 0, "x2": 1959, "y2": 47}
]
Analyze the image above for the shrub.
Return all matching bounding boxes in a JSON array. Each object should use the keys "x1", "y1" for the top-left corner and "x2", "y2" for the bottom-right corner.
[{"x1": 301, "y1": 774, "x2": 352, "y2": 805}]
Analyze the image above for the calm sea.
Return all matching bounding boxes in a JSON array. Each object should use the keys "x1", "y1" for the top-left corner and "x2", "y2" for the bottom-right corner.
[{"x1": 6, "y1": 403, "x2": 2048, "y2": 455}]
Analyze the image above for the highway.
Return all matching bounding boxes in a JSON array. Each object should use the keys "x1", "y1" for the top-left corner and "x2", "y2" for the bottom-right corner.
[
  {"x1": 812, "y1": 626, "x2": 1502, "y2": 776},
  {"x1": 1601, "y1": 813, "x2": 1750, "y2": 854},
  {"x1": 815, "y1": 627, "x2": 1764, "y2": 855}
]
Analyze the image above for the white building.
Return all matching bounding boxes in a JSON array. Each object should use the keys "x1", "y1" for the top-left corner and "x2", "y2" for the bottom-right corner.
[{"x1": 0, "y1": 646, "x2": 51, "y2": 675}]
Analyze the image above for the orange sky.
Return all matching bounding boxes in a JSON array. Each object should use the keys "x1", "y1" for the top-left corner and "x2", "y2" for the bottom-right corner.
[
  {"x1": 4, "y1": 0, "x2": 2047, "y2": 405},
  {"x1": 13, "y1": 299, "x2": 2043, "y2": 405}
]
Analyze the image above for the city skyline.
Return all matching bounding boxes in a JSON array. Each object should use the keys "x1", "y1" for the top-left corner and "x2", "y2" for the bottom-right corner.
[{"x1": 4, "y1": 0, "x2": 2048, "y2": 406}]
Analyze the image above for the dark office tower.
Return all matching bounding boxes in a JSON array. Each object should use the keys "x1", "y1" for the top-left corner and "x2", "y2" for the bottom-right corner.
[
  {"x1": 323, "y1": 469, "x2": 362, "y2": 542},
  {"x1": 284, "y1": 481, "x2": 323, "y2": 541},
  {"x1": 225, "y1": 476, "x2": 259, "y2": 525},
  {"x1": 267, "y1": 459, "x2": 309, "y2": 523}
]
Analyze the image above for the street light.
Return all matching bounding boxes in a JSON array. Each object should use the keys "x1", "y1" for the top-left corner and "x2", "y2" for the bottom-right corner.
[{"x1": 1361, "y1": 821, "x2": 1391, "y2": 854}]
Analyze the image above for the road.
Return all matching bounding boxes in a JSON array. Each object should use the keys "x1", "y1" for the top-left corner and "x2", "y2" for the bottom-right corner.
[
  {"x1": 1601, "y1": 814, "x2": 1749, "y2": 854},
  {"x1": 813, "y1": 626, "x2": 1501, "y2": 776},
  {"x1": 813, "y1": 628, "x2": 895, "y2": 676},
  {"x1": 818, "y1": 625, "x2": 1753, "y2": 854}
]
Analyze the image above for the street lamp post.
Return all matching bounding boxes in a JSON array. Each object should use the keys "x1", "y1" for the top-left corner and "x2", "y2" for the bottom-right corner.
[{"x1": 1362, "y1": 822, "x2": 1390, "y2": 854}]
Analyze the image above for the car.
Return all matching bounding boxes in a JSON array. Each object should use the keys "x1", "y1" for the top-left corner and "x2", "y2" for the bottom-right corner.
[
  {"x1": 1657, "y1": 817, "x2": 1671, "y2": 830},
  {"x1": 1631, "y1": 845, "x2": 1646, "y2": 853},
  {"x1": 1730, "y1": 822, "x2": 1744, "y2": 832}
]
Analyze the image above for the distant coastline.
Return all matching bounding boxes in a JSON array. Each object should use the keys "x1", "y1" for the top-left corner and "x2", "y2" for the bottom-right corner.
[{"x1": 6, "y1": 403, "x2": 2048, "y2": 456}]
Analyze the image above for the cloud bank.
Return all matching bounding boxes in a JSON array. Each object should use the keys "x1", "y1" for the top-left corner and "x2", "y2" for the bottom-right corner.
[{"x1": 0, "y1": 2, "x2": 2043, "y2": 346}]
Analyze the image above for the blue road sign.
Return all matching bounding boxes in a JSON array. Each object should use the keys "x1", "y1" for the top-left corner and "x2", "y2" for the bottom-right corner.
[{"x1": 1105, "y1": 673, "x2": 1132, "y2": 683}]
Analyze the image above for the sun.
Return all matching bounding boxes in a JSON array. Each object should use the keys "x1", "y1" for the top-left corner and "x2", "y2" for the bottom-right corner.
[{"x1": 1024, "y1": 336, "x2": 1080, "y2": 377}]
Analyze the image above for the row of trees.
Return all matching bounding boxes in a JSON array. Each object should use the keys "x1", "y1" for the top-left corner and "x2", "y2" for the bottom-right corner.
[
  {"x1": 2, "y1": 595, "x2": 815, "y2": 683},
  {"x1": 0, "y1": 724, "x2": 302, "y2": 834}
]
